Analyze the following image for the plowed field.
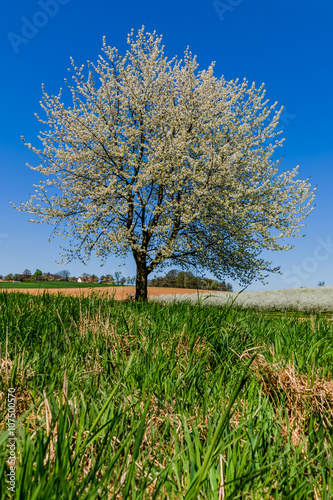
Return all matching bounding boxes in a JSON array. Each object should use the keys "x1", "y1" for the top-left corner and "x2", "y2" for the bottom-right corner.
[{"x1": 2, "y1": 286, "x2": 213, "y2": 300}]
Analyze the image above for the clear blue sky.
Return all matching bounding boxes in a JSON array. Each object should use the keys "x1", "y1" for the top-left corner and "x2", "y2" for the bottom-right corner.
[{"x1": 1, "y1": 0, "x2": 332, "y2": 290}]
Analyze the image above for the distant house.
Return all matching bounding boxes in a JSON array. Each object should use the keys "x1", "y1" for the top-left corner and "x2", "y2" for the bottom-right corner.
[
  {"x1": 77, "y1": 276, "x2": 98, "y2": 283},
  {"x1": 89, "y1": 276, "x2": 99, "y2": 283}
]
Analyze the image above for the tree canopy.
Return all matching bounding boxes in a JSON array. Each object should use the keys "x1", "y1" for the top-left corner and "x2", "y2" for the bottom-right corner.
[{"x1": 14, "y1": 26, "x2": 315, "y2": 300}]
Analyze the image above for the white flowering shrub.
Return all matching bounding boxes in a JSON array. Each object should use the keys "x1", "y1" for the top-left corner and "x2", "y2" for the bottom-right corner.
[{"x1": 150, "y1": 287, "x2": 333, "y2": 313}]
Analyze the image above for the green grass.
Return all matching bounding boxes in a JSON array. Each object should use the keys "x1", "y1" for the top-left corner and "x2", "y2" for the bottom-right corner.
[
  {"x1": 0, "y1": 282, "x2": 121, "y2": 289},
  {"x1": 1, "y1": 292, "x2": 332, "y2": 499}
]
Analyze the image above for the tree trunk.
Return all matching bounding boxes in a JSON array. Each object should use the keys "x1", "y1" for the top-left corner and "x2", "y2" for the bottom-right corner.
[{"x1": 135, "y1": 258, "x2": 148, "y2": 301}]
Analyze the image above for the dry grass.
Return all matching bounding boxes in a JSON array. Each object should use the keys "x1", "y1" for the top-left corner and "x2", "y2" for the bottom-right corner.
[{"x1": 242, "y1": 348, "x2": 333, "y2": 446}]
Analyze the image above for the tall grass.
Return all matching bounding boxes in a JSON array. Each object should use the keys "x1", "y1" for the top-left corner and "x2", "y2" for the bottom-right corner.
[{"x1": 0, "y1": 292, "x2": 332, "y2": 498}]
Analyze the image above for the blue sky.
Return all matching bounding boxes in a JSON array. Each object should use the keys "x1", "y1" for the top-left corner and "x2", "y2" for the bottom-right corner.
[{"x1": 0, "y1": 0, "x2": 332, "y2": 290}]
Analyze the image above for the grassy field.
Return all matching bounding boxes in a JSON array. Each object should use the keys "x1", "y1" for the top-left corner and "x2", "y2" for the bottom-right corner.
[
  {"x1": 0, "y1": 282, "x2": 116, "y2": 289},
  {"x1": 1, "y1": 292, "x2": 333, "y2": 499}
]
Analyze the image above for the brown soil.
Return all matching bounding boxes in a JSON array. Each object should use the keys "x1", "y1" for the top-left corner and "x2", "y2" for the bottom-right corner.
[{"x1": 1, "y1": 286, "x2": 218, "y2": 300}]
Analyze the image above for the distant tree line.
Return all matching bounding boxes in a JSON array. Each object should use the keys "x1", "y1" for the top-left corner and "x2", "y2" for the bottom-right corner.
[
  {"x1": 0, "y1": 269, "x2": 136, "y2": 285},
  {"x1": 148, "y1": 270, "x2": 233, "y2": 291},
  {"x1": 99, "y1": 273, "x2": 136, "y2": 285},
  {"x1": 0, "y1": 269, "x2": 73, "y2": 282}
]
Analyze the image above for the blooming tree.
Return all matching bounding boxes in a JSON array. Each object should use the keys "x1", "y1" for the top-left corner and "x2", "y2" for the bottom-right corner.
[{"x1": 14, "y1": 27, "x2": 315, "y2": 300}]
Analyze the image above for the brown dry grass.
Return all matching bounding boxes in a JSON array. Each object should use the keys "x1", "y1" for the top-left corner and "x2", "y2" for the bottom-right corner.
[{"x1": 241, "y1": 349, "x2": 333, "y2": 446}]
